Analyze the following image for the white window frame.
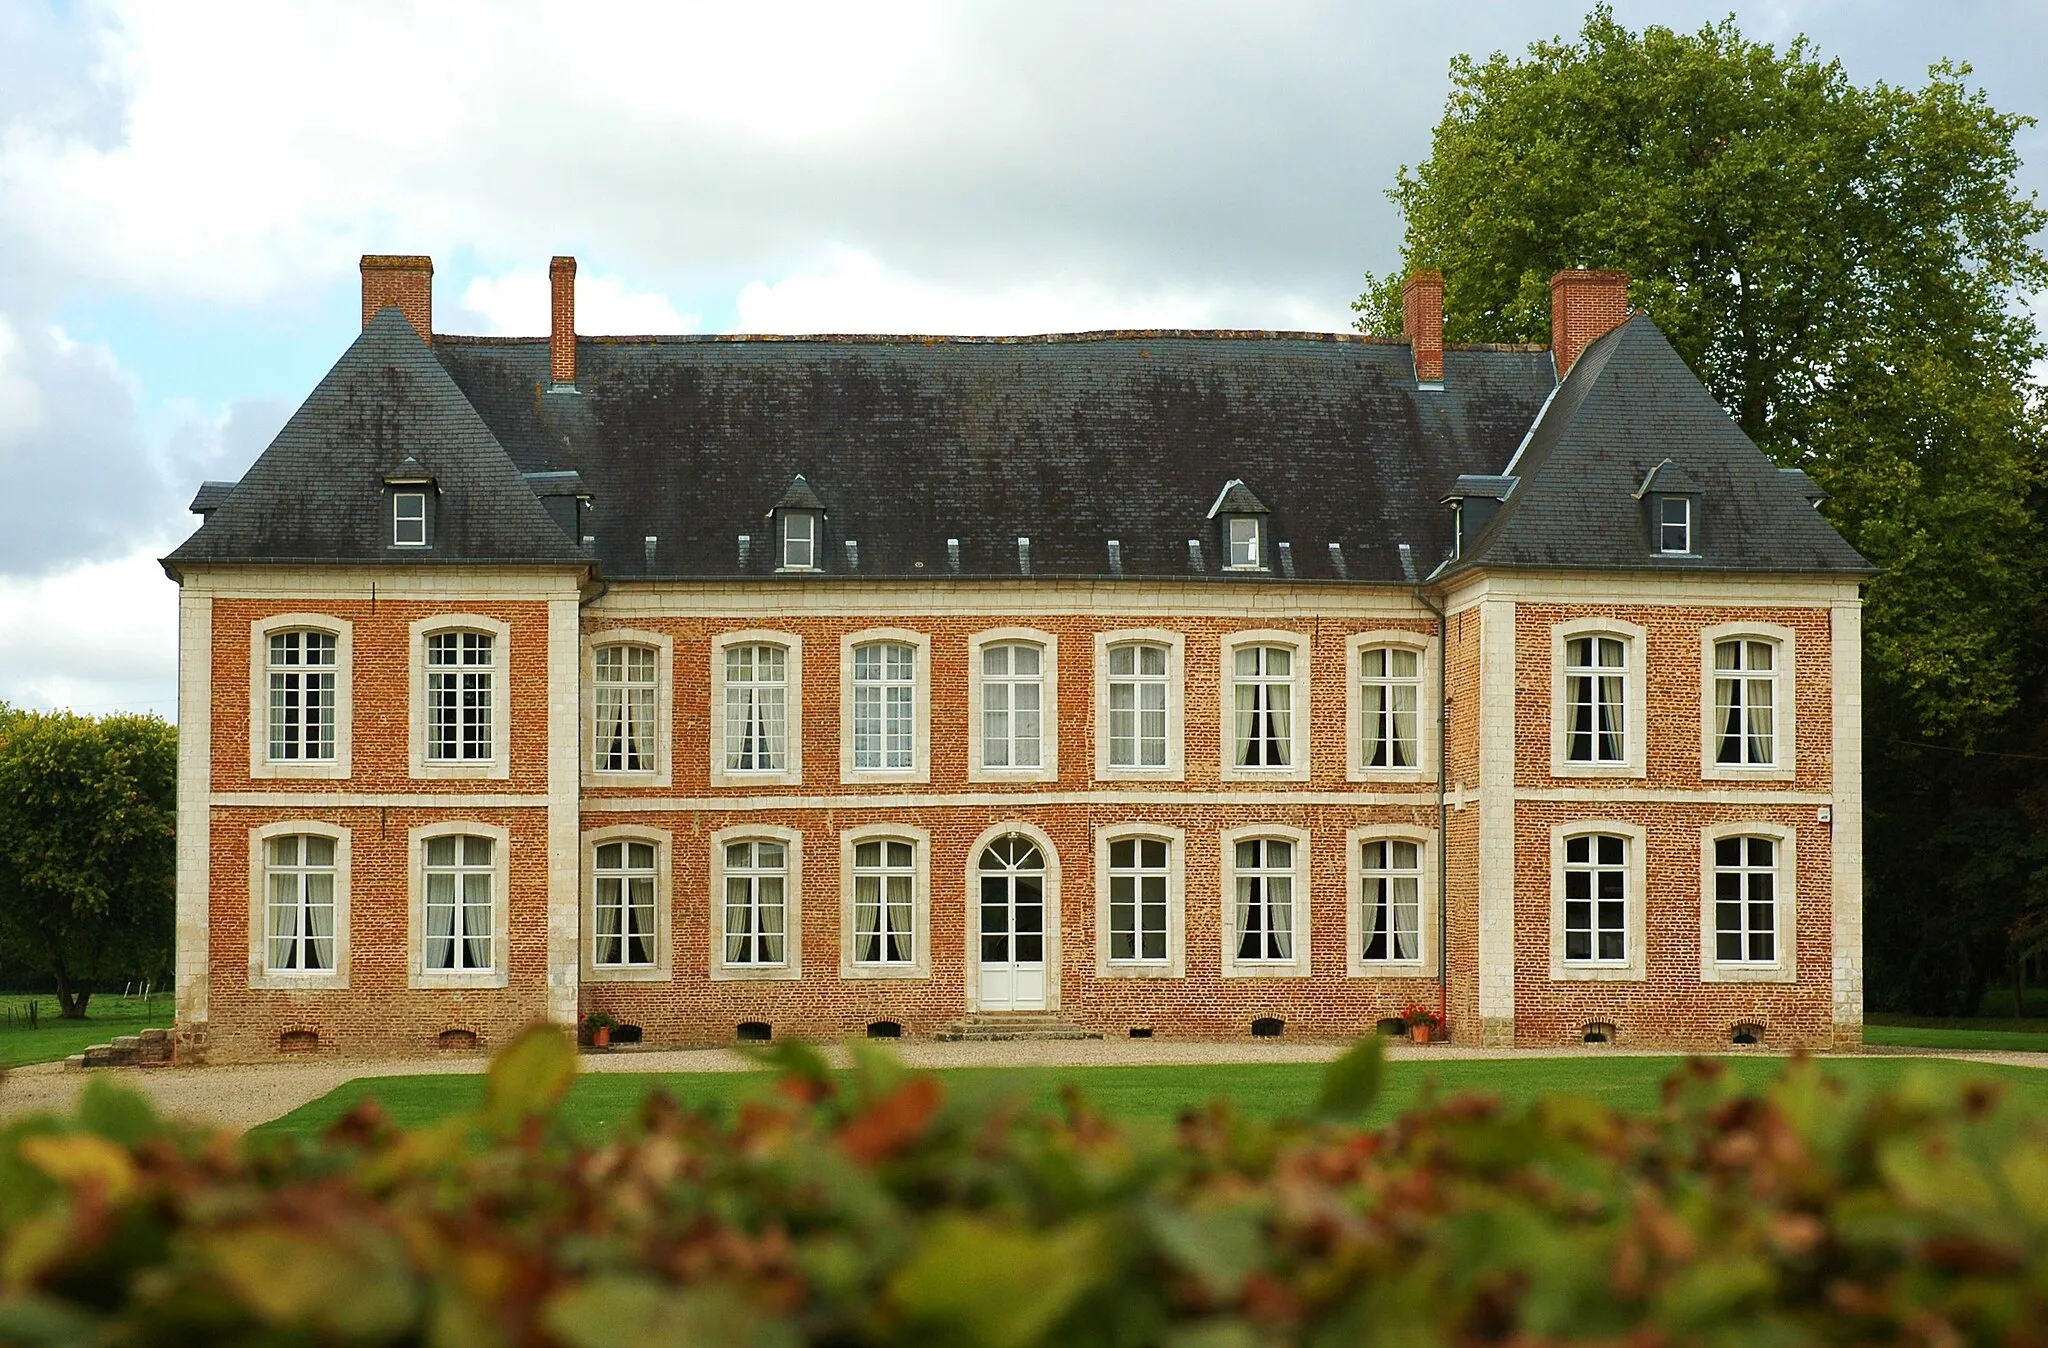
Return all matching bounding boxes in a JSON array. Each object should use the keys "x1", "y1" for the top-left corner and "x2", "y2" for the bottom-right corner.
[
  {"x1": 1345, "y1": 629, "x2": 1435, "y2": 784},
  {"x1": 1346, "y1": 825, "x2": 1436, "y2": 978},
  {"x1": 1094, "y1": 629, "x2": 1185, "y2": 782},
  {"x1": 246, "y1": 820, "x2": 351, "y2": 990},
  {"x1": 1226, "y1": 516, "x2": 1262, "y2": 570},
  {"x1": 964, "y1": 821, "x2": 1063, "y2": 1012},
  {"x1": 407, "y1": 820, "x2": 511, "y2": 990},
  {"x1": 711, "y1": 824, "x2": 803, "y2": 982},
  {"x1": 1657, "y1": 496, "x2": 1693, "y2": 554},
  {"x1": 839, "y1": 629, "x2": 930, "y2": 784},
  {"x1": 581, "y1": 824, "x2": 673, "y2": 983},
  {"x1": 1699, "y1": 622, "x2": 1796, "y2": 782},
  {"x1": 711, "y1": 631, "x2": 803, "y2": 788},
  {"x1": 968, "y1": 628, "x2": 1058, "y2": 784},
  {"x1": 1219, "y1": 824, "x2": 1311, "y2": 978},
  {"x1": 409, "y1": 614, "x2": 512, "y2": 780},
  {"x1": 1548, "y1": 821, "x2": 1647, "y2": 983},
  {"x1": 838, "y1": 823, "x2": 931, "y2": 979},
  {"x1": 1548, "y1": 617, "x2": 1647, "y2": 780},
  {"x1": 780, "y1": 511, "x2": 818, "y2": 571},
  {"x1": 248, "y1": 614, "x2": 353, "y2": 781},
  {"x1": 393, "y1": 491, "x2": 428, "y2": 547},
  {"x1": 582, "y1": 628, "x2": 673, "y2": 788},
  {"x1": 1220, "y1": 631, "x2": 1311, "y2": 783},
  {"x1": 1698, "y1": 821, "x2": 1797, "y2": 983},
  {"x1": 1094, "y1": 824, "x2": 1186, "y2": 979}
]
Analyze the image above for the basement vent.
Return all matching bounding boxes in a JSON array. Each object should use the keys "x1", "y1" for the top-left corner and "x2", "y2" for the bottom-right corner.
[
  {"x1": 1377, "y1": 1017, "x2": 1407, "y2": 1038},
  {"x1": 866, "y1": 1020, "x2": 902, "y2": 1039},
  {"x1": 1250, "y1": 1017, "x2": 1285, "y2": 1039},
  {"x1": 613, "y1": 1023, "x2": 643, "y2": 1045},
  {"x1": 1731, "y1": 1022, "x2": 1765, "y2": 1047},
  {"x1": 1128, "y1": 1027, "x2": 1153, "y2": 1039},
  {"x1": 279, "y1": 1029, "x2": 319, "y2": 1054},
  {"x1": 1582, "y1": 1021, "x2": 1617, "y2": 1045},
  {"x1": 436, "y1": 1028, "x2": 478, "y2": 1052},
  {"x1": 736, "y1": 1021, "x2": 773, "y2": 1043}
]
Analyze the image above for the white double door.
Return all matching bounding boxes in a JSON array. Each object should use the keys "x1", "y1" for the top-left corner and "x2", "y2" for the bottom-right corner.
[{"x1": 977, "y1": 837, "x2": 1046, "y2": 1011}]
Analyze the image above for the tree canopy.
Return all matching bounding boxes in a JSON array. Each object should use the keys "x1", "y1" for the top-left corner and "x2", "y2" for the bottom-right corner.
[
  {"x1": 0, "y1": 710, "x2": 176, "y2": 1017},
  {"x1": 1356, "y1": 4, "x2": 2048, "y2": 740}
]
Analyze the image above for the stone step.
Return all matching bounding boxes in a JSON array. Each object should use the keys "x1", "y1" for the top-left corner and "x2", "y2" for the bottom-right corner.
[
  {"x1": 935, "y1": 1028, "x2": 1103, "y2": 1041},
  {"x1": 934, "y1": 1013, "x2": 1104, "y2": 1042}
]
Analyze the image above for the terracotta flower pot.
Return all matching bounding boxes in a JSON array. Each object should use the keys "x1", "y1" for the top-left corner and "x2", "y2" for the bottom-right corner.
[
  {"x1": 591, "y1": 1026, "x2": 611, "y2": 1048},
  {"x1": 1409, "y1": 1023, "x2": 1432, "y2": 1045}
]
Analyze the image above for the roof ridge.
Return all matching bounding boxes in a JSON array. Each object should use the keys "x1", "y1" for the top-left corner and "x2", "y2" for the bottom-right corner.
[{"x1": 433, "y1": 328, "x2": 1421, "y2": 347}]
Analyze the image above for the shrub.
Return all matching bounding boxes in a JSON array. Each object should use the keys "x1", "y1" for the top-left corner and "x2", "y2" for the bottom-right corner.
[{"x1": 2, "y1": 1028, "x2": 2046, "y2": 1345}]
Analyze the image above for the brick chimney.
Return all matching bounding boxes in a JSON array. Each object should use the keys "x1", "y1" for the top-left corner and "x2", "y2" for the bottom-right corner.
[
  {"x1": 360, "y1": 255, "x2": 433, "y2": 342},
  {"x1": 549, "y1": 255, "x2": 577, "y2": 387},
  {"x1": 1401, "y1": 270, "x2": 1445, "y2": 384},
  {"x1": 1549, "y1": 269, "x2": 1630, "y2": 376}
]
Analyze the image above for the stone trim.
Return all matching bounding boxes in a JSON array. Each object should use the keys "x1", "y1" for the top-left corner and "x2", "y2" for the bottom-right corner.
[
  {"x1": 581, "y1": 626, "x2": 675, "y2": 789},
  {"x1": 1697, "y1": 821, "x2": 1798, "y2": 984},
  {"x1": 247, "y1": 612, "x2": 354, "y2": 780},
  {"x1": 174, "y1": 588, "x2": 213, "y2": 1039},
  {"x1": 709, "y1": 630, "x2": 804, "y2": 788},
  {"x1": 1093, "y1": 822, "x2": 1188, "y2": 980},
  {"x1": 966, "y1": 627, "x2": 1060, "y2": 784},
  {"x1": 709, "y1": 824, "x2": 804, "y2": 982},
  {"x1": 579, "y1": 823, "x2": 675, "y2": 984},
  {"x1": 547, "y1": 595, "x2": 582, "y2": 1025},
  {"x1": 1830, "y1": 599, "x2": 1865, "y2": 1046},
  {"x1": 962, "y1": 820, "x2": 1063, "y2": 1011},
  {"x1": 1475, "y1": 597, "x2": 1517, "y2": 1044}
]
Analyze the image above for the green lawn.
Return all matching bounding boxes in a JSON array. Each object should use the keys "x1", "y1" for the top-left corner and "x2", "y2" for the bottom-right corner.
[
  {"x1": 0, "y1": 992, "x2": 176, "y2": 1068},
  {"x1": 256, "y1": 1053, "x2": 2048, "y2": 1142},
  {"x1": 1863, "y1": 1015, "x2": 2048, "y2": 1053}
]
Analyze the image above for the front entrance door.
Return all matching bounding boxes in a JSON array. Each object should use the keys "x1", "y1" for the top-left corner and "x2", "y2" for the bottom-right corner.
[{"x1": 977, "y1": 837, "x2": 1046, "y2": 1010}]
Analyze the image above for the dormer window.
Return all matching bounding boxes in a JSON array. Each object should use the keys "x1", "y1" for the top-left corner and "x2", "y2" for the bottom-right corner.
[
  {"x1": 782, "y1": 511, "x2": 817, "y2": 570},
  {"x1": 1657, "y1": 496, "x2": 1691, "y2": 554},
  {"x1": 393, "y1": 492, "x2": 427, "y2": 547},
  {"x1": 1228, "y1": 517, "x2": 1261, "y2": 570},
  {"x1": 1208, "y1": 478, "x2": 1272, "y2": 574}
]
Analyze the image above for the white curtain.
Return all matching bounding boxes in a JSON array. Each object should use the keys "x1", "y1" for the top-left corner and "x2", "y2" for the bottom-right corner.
[{"x1": 424, "y1": 873, "x2": 457, "y2": 970}]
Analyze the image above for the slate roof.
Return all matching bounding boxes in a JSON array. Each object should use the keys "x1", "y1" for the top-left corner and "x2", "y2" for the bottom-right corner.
[
  {"x1": 166, "y1": 307, "x2": 1869, "y2": 584},
  {"x1": 1447, "y1": 317, "x2": 1871, "y2": 577},
  {"x1": 165, "y1": 309, "x2": 587, "y2": 573}
]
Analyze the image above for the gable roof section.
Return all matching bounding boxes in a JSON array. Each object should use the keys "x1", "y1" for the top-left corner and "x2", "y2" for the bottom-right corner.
[
  {"x1": 1452, "y1": 317, "x2": 1871, "y2": 576},
  {"x1": 432, "y1": 334, "x2": 1557, "y2": 582},
  {"x1": 164, "y1": 308, "x2": 587, "y2": 573}
]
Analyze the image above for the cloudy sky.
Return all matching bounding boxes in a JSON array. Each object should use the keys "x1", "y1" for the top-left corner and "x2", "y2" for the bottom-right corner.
[{"x1": 2, "y1": 0, "x2": 2043, "y2": 721}]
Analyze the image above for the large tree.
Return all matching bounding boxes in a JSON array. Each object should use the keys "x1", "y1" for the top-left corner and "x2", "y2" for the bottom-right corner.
[
  {"x1": 1357, "y1": 8, "x2": 2048, "y2": 1013},
  {"x1": 0, "y1": 711, "x2": 176, "y2": 1017}
]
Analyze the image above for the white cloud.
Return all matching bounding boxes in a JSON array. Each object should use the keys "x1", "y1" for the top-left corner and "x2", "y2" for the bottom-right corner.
[
  {"x1": 734, "y1": 246, "x2": 1349, "y2": 334},
  {"x1": 0, "y1": 547, "x2": 179, "y2": 718},
  {"x1": 456, "y1": 270, "x2": 699, "y2": 336},
  {"x1": 0, "y1": 316, "x2": 44, "y2": 436}
]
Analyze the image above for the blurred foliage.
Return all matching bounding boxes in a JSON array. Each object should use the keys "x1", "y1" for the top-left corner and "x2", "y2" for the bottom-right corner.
[{"x1": 2, "y1": 1027, "x2": 2047, "y2": 1346}]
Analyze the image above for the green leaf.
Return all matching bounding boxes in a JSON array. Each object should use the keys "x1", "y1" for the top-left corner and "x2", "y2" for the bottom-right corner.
[
  {"x1": 889, "y1": 1216, "x2": 1105, "y2": 1348},
  {"x1": 482, "y1": 1024, "x2": 576, "y2": 1127},
  {"x1": 1147, "y1": 1201, "x2": 1267, "y2": 1297},
  {"x1": 75, "y1": 1078, "x2": 161, "y2": 1148},
  {"x1": 1314, "y1": 1035, "x2": 1385, "y2": 1120},
  {"x1": 544, "y1": 1277, "x2": 798, "y2": 1348}
]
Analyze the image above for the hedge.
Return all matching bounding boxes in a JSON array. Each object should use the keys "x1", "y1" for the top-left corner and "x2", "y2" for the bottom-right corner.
[{"x1": 2, "y1": 1029, "x2": 2046, "y2": 1345}]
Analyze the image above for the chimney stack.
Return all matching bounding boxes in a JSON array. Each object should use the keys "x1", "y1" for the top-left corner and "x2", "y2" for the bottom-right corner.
[
  {"x1": 360, "y1": 255, "x2": 433, "y2": 342},
  {"x1": 1549, "y1": 269, "x2": 1630, "y2": 376},
  {"x1": 550, "y1": 256, "x2": 577, "y2": 387},
  {"x1": 1401, "y1": 270, "x2": 1445, "y2": 384}
]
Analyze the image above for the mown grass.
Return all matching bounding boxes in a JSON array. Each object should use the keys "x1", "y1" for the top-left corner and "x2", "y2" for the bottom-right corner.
[
  {"x1": 0, "y1": 992, "x2": 176, "y2": 1069},
  {"x1": 1863, "y1": 1016, "x2": 2048, "y2": 1053},
  {"x1": 255, "y1": 1053, "x2": 2048, "y2": 1142}
]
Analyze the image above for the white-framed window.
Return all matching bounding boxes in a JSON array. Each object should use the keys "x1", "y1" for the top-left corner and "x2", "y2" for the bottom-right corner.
[
  {"x1": 584, "y1": 825, "x2": 674, "y2": 984},
  {"x1": 1221, "y1": 632, "x2": 1309, "y2": 781},
  {"x1": 1347, "y1": 826, "x2": 1434, "y2": 977},
  {"x1": 1221, "y1": 825, "x2": 1310, "y2": 977},
  {"x1": 410, "y1": 616, "x2": 511, "y2": 779},
  {"x1": 1657, "y1": 496, "x2": 1692, "y2": 554},
  {"x1": 249, "y1": 615, "x2": 353, "y2": 780},
  {"x1": 970, "y1": 629, "x2": 1058, "y2": 783},
  {"x1": 593, "y1": 644, "x2": 658, "y2": 772},
  {"x1": 1095, "y1": 825, "x2": 1186, "y2": 979},
  {"x1": 267, "y1": 630, "x2": 336, "y2": 761},
  {"x1": 1549, "y1": 619, "x2": 1645, "y2": 779},
  {"x1": 712, "y1": 632, "x2": 801, "y2": 788},
  {"x1": 1698, "y1": 822, "x2": 1796, "y2": 983},
  {"x1": 393, "y1": 491, "x2": 427, "y2": 547},
  {"x1": 409, "y1": 822, "x2": 509, "y2": 988},
  {"x1": 247, "y1": 821, "x2": 352, "y2": 989},
  {"x1": 1359, "y1": 645, "x2": 1418, "y2": 769},
  {"x1": 1548, "y1": 821, "x2": 1645, "y2": 982},
  {"x1": 428, "y1": 632, "x2": 493, "y2": 761},
  {"x1": 1104, "y1": 640, "x2": 1172, "y2": 772},
  {"x1": 1227, "y1": 516, "x2": 1261, "y2": 569},
  {"x1": 712, "y1": 826, "x2": 803, "y2": 981},
  {"x1": 724, "y1": 644, "x2": 789, "y2": 772},
  {"x1": 592, "y1": 838, "x2": 658, "y2": 969},
  {"x1": 840, "y1": 631, "x2": 929, "y2": 782},
  {"x1": 839, "y1": 824, "x2": 930, "y2": 978},
  {"x1": 781, "y1": 511, "x2": 817, "y2": 570},
  {"x1": 1700, "y1": 624, "x2": 1795, "y2": 780}
]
